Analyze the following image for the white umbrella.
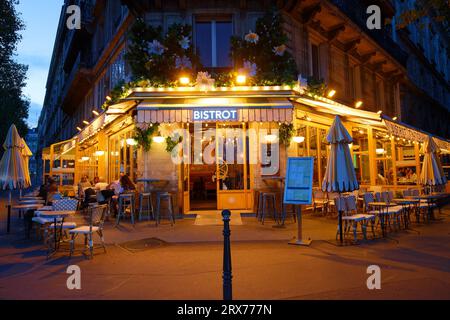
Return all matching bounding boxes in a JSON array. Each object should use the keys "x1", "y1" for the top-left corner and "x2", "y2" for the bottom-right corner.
[
  {"x1": 322, "y1": 115, "x2": 359, "y2": 243},
  {"x1": 0, "y1": 124, "x2": 30, "y2": 233},
  {"x1": 20, "y1": 137, "x2": 32, "y2": 191},
  {"x1": 420, "y1": 135, "x2": 447, "y2": 191}
]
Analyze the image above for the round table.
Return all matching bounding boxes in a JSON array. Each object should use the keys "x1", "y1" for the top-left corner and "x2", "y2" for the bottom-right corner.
[
  {"x1": 368, "y1": 202, "x2": 399, "y2": 237},
  {"x1": 9, "y1": 203, "x2": 44, "y2": 233},
  {"x1": 19, "y1": 199, "x2": 46, "y2": 204},
  {"x1": 36, "y1": 210, "x2": 76, "y2": 256}
]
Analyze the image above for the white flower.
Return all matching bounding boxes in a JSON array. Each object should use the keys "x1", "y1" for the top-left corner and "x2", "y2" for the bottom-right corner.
[
  {"x1": 244, "y1": 31, "x2": 259, "y2": 44},
  {"x1": 175, "y1": 55, "x2": 192, "y2": 69},
  {"x1": 148, "y1": 40, "x2": 166, "y2": 55},
  {"x1": 273, "y1": 44, "x2": 286, "y2": 56},
  {"x1": 179, "y1": 36, "x2": 190, "y2": 50},
  {"x1": 240, "y1": 60, "x2": 257, "y2": 77},
  {"x1": 195, "y1": 71, "x2": 215, "y2": 91}
]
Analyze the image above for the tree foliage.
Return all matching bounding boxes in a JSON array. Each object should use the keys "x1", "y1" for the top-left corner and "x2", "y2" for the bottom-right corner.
[{"x1": 0, "y1": 0, "x2": 29, "y2": 155}]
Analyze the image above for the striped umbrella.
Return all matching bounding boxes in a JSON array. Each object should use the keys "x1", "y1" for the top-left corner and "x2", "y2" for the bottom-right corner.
[
  {"x1": 20, "y1": 137, "x2": 32, "y2": 188},
  {"x1": 0, "y1": 124, "x2": 30, "y2": 232},
  {"x1": 420, "y1": 135, "x2": 447, "y2": 189},
  {"x1": 322, "y1": 115, "x2": 359, "y2": 243}
]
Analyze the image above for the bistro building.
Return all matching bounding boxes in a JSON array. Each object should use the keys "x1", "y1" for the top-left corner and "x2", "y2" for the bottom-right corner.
[{"x1": 38, "y1": 0, "x2": 450, "y2": 216}]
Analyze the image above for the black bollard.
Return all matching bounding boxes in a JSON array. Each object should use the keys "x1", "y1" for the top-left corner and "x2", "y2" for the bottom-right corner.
[{"x1": 222, "y1": 209, "x2": 232, "y2": 300}]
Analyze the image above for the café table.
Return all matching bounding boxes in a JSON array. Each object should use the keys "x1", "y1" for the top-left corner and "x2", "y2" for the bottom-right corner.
[
  {"x1": 19, "y1": 199, "x2": 46, "y2": 204},
  {"x1": 35, "y1": 210, "x2": 76, "y2": 257},
  {"x1": 367, "y1": 202, "x2": 399, "y2": 237},
  {"x1": 392, "y1": 198, "x2": 420, "y2": 228},
  {"x1": 415, "y1": 194, "x2": 449, "y2": 220},
  {"x1": 9, "y1": 203, "x2": 44, "y2": 233},
  {"x1": 20, "y1": 196, "x2": 43, "y2": 200}
]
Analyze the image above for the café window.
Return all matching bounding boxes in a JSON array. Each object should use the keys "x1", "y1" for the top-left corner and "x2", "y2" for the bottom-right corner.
[
  {"x1": 108, "y1": 126, "x2": 138, "y2": 183},
  {"x1": 195, "y1": 17, "x2": 233, "y2": 68}
]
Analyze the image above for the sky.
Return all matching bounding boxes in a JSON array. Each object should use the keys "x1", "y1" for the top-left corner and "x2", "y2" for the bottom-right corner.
[{"x1": 15, "y1": 0, "x2": 64, "y2": 129}]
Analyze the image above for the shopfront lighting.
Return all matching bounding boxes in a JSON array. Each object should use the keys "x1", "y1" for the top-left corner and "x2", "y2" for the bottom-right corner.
[
  {"x1": 376, "y1": 148, "x2": 386, "y2": 155},
  {"x1": 94, "y1": 150, "x2": 105, "y2": 157},
  {"x1": 83, "y1": 120, "x2": 89, "y2": 125},
  {"x1": 264, "y1": 134, "x2": 278, "y2": 143},
  {"x1": 377, "y1": 110, "x2": 383, "y2": 115},
  {"x1": 392, "y1": 116, "x2": 398, "y2": 121},
  {"x1": 126, "y1": 138, "x2": 138, "y2": 146},
  {"x1": 327, "y1": 89, "x2": 336, "y2": 98},
  {"x1": 81, "y1": 156, "x2": 90, "y2": 162},
  {"x1": 92, "y1": 110, "x2": 100, "y2": 116},
  {"x1": 76, "y1": 127, "x2": 82, "y2": 132},
  {"x1": 293, "y1": 136, "x2": 305, "y2": 143},
  {"x1": 179, "y1": 76, "x2": 190, "y2": 85},
  {"x1": 355, "y1": 101, "x2": 363, "y2": 108},
  {"x1": 236, "y1": 74, "x2": 247, "y2": 85},
  {"x1": 106, "y1": 96, "x2": 112, "y2": 101},
  {"x1": 153, "y1": 136, "x2": 165, "y2": 144}
]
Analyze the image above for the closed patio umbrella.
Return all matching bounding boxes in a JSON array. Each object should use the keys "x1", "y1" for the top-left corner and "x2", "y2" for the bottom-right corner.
[
  {"x1": 0, "y1": 124, "x2": 30, "y2": 232},
  {"x1": 420, "y1": 135, "x2": 447, "y2": 191},
  {"x1": 322, "y1": 115, "x2": 359, "y2": 243},
  {"x1": 20, "y1": 137, "x2": 32, "y2": 190}
]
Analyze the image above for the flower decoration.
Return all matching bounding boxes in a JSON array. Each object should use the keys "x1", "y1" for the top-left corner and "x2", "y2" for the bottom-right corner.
[
  {"x1": 240, "y1": 60, "x2": 258, "y2": 77},
  {"x1": 148, "y1": 40, "x2": 166, "y2": 55},
  {"x1": 195, "y1": 71, "x2": 215, "y2": 91},
  {"x1": 179, "y1": 36, "x2": 190, "y2": 50},
  {"x1": 244, "y1": 31, "x2": 259, "y2": 44},
  {"x1": 175, "y1": 55, "x2": 192, "y2": 70},
  {"x1": 273, "y1": 44, "x2": 286, "y2": 56}
]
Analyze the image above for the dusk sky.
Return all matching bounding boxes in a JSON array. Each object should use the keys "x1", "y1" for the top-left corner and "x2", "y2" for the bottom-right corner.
[{"x1": 16, "y1": 0, "x2": 63, "y2": 128}]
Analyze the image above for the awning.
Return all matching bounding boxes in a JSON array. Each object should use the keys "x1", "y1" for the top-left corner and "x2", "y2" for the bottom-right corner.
[
  {"x1": 382, "y1": 115, "x2": 450, "y2": 151},
  {"x1": 77, "y1": 113, "x2": 120, "y2": 143},
  {"x1": 136, "y1": 98, "x2": 294, "y2": 124}
]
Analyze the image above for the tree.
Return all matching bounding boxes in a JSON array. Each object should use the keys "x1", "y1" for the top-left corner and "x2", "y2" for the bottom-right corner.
[{"x1": 0, "y1": 0, "x2": 29, "y2": 156}]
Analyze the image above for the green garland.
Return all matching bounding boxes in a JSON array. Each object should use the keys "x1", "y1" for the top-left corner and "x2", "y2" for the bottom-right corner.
[
  {"x1": 305, "y1": 77, "x2": 327, "y2": 97},
  {"x1": 133, "y1": 124, "x2": 160, "y2": 152},
  {"x1": 279, "y1": 123, "x2": 295, "y2": 147},
  {"x1": 230, "y1": 12, "x2": 298, "y2": 86},
  {"x1": 165, "y1": 135, "x2": 183, "y2": 153}
]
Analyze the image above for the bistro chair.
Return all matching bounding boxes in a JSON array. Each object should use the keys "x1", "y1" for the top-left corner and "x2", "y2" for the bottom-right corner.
[
  {"x1": 312, "y1": 190, "x2": 328, "y2": 216},
  {"x1": 116, "y1": 193, "x2": 136, "y2": 226},
  {"x1": 381, "y1": 191, "x2": 403, "y2": 230},
  {"x1": 336, "y1": 196, "x2": 375, "y2": 242},
  {"x1": 155, "y1": 192, "x2": 175, "y2": 226},
  {"x1": 69, "y1": 204, "x2": 108, "y2": 259},
  {"x1": 139, "y1": 192, "x2": 154, "y2": 221}
]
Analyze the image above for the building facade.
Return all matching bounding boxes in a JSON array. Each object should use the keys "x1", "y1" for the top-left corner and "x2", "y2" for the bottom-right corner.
[{"x1": 36, "y1": 0, "x2": 449, "y2": 212}]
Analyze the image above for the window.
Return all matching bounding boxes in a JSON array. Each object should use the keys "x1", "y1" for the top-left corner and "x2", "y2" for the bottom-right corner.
[
  {"x1": 195, "y1": 18, "x2": 233, "y2": 68},
  {"x1": 311, "y1": 44, "x2": 320, "y2": 79}
]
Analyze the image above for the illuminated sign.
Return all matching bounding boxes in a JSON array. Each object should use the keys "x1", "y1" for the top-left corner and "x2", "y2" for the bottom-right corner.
[{"x1": 192, "y1": 108, "x2": 238, "y2": 122}]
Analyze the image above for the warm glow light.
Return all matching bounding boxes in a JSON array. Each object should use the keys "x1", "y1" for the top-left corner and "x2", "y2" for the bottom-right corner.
[
  {"x1": 376, "y1": 148, "x2": 386, "y2": 155},
  {"x1": 153, "y1": 136, "x2": 165, "y2": 144},
  {"x1": 126, "y1": 138, "x2": 138, "y2": 146},
  {"x1": 81, "y1": 156, "x2": 90, "y2": 162},
  {"x1": 293, "y1": 136, "x2": 305, "y2": 143},
  {"x1": 355, "y1": 101, "x2": 363, "y2": 108},
  {"x1": 76, "y1": 127, "x2": 82, "y2": 132},
  {"x1": 94, "y1": 150, "x2": 105, "y2": 157},
  {"x1": 327, "y1": 89, "x2": 336, "y2": 98},
  {"x1": 179, "y1": 77, "x2": 190, "y2": 85},
  {"x1": 106, "y1": 96, "x2": 112, "y2": 101},
  {"x1": 83, "y1": 120, "x2": 89, "y2": 125},
  {"x1": 264, "y1": 134, "x2": 278, "y2": 143},
  {"x1": 197, "y1": 98, "x2": 230, "y2": 105},
  {"x1": 377, "y1": 110, "x2": 383, "y2": 114},
  {"x1": 92, "y1": 110, "x2": 100, "y2": 116},
  {"x1": 392, "y1": 116, "x2": 398, "y2": 121},
  {"x1": 349, "y1": 143, "x2": 353, "y2": 149},
  {"x1": 236, "y1": 74, "x2": 247, "y2": 85}
]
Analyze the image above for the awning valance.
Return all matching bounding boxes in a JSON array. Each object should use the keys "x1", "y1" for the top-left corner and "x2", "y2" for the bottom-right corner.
[
  {"x1": 136, "y1": 98, "x2": 294, "y2": 124},
  {"x1": 383, "y1": 116, "x2": 450, "y2": 151}
]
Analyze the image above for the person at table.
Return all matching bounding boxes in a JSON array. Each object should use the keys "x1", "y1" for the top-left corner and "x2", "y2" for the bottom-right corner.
[
  {"x1": 119, "y1": 174, "x2": 136, "y2": 193},
  {"x1": 94, "y1": 177, "x2": 109, "y2": 191},
  {"x1": 78, "y1": 175, "x2": 92, "y2": 198}
]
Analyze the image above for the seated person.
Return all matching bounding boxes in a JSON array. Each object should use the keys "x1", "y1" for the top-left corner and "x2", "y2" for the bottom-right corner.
[
  {"x1": 78, "y1": 175, "x2": 93, "y2": 198},
  {"x1": 119, "y1": 174, "x2": 136, "y2": 193},
  {"x1": 94, "y1": 177, "x2": 109, "y2": 191}
]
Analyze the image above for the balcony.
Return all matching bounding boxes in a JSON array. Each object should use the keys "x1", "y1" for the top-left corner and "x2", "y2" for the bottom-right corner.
[
  {"x1": 60, "y1": 52, "x2": 93, "y2": 115},
  {"x1": 329, "y1": 0, "x2": 408, "y2": 67}
]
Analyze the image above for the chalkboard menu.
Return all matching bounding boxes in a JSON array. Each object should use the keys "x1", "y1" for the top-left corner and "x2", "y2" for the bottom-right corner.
[{"x1": 283, "y1": 157, "x2": 314, "y2": 205}]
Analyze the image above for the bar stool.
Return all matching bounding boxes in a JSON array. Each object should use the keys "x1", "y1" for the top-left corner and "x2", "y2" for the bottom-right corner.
[
  {"x1": 155, "y1": 192, "x2": 175, "y2": 226},
  {"x1": 116, "y1": 193, "x2": 135, "y2": 226},
  {"x1": 139, "y1": 192, "x2": 154, "y2": 221},
  {"x1": 259, "y1": 192, "x2": 277, "y2": 225}
]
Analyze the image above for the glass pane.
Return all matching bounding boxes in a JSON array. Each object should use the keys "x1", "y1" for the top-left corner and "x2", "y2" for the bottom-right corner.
[
  {"x1": 195, "y1": 22, "x2": 212, "y2": 67},
  {"x1": 309, "y1": 127, "x2": 319, "y2": 186},
  {"x1": 218, "y1": 125, "x2": 244, "y2": 191},
  {"x1": 216, "y1": 21, "x2": 232, "y2": 67}
]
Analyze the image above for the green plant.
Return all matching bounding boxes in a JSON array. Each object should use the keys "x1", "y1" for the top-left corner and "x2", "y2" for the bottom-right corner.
[
  {"x1": 132, "y1": 124, "x2": 160, "y2": 152},
  {"x1": 165, "y1": 134, "x2": 183, "y2": 153},
  {"x1": 305, "y1": 77, "x2": 327, "y2": 97},
  {"x1": 279, "y1": 123, "x2": 295, "y2": 146},
  {"x1": 230, "y1": 12, "x2": 298, "y2": 86}
]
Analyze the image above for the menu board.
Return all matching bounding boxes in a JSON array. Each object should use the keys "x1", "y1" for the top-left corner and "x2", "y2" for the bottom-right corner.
[{"x1": 283, "y1": 157, "x2": 314, "y2": 205}]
